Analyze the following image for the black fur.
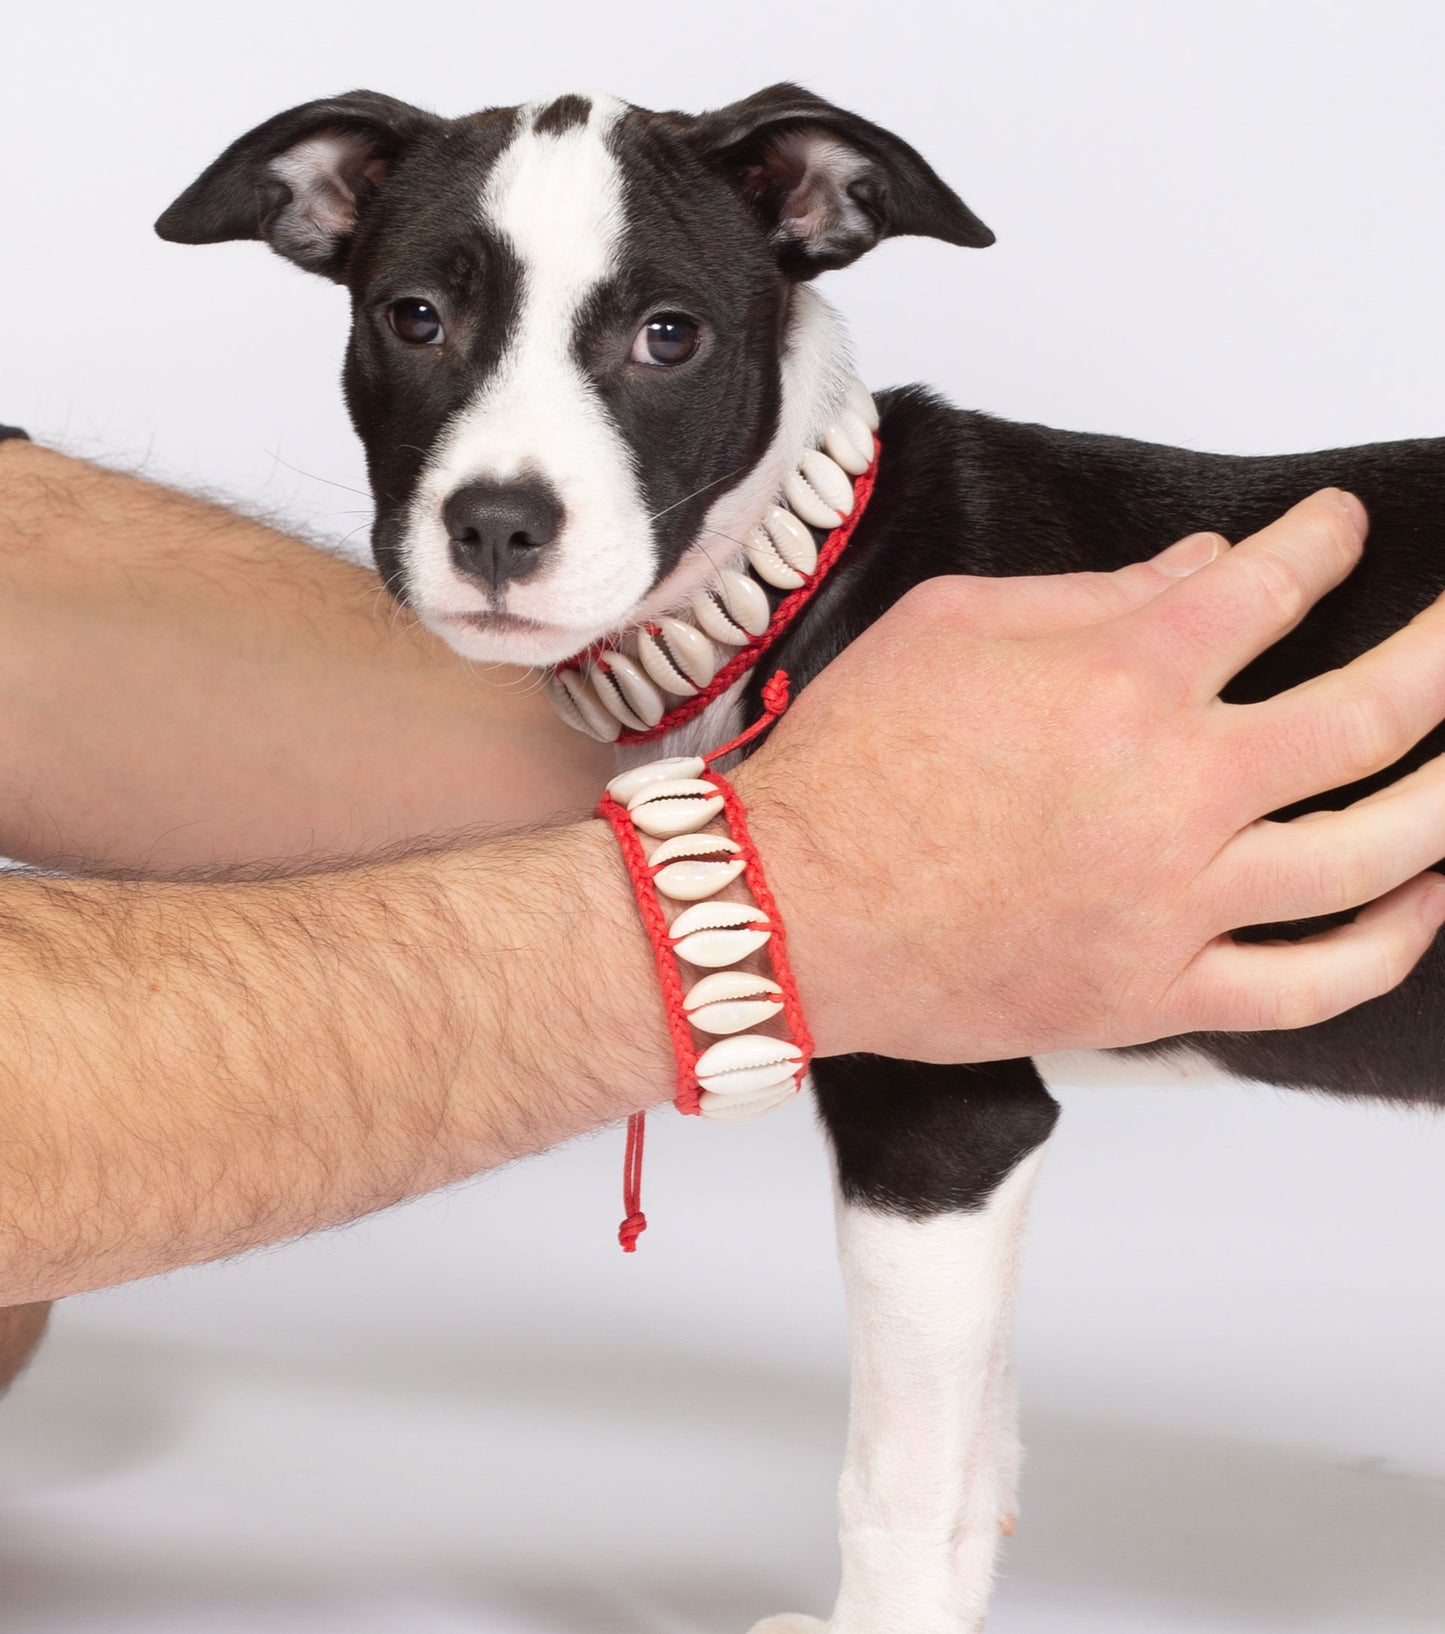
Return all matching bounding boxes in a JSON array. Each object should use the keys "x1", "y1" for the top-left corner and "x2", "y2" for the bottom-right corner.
[
  {"x1": 744, "y1": 388, "x2": 1445, "y2": 1212},
  {"x1": 532, "y1": 94, "x2": 591, "y2": 137},
  {"x1": 159, "y1": 87, "x2": 1445, "y2": 1220},
  {"x1": 155, "y1": 87, "x2": 992, "y2": 621},
  {"x1": 685, "y1": 84, "x2": 995, "y2": 276}
]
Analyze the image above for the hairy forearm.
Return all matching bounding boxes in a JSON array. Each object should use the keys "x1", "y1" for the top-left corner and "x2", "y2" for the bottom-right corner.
[
  {"x1": 0, "y1": 442, "x2": 610, "y2": 871},
  {"x1": 0, "y1": 821, "x2": 669, "y2": 1302}
]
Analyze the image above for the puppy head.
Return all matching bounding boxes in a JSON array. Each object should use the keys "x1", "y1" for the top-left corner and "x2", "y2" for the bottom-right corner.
[{"x1": 157, "y1": 86, "x2": 991, "y2": 666}]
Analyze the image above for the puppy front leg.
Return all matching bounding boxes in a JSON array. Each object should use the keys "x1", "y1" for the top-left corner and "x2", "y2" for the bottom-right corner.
[
  {"x1": 828, "y1": 1149, "x2": 1044, "y2": 1633},
  {"x1": 750, "y1": 1057, "x2": 1056, "y2": 1634}
]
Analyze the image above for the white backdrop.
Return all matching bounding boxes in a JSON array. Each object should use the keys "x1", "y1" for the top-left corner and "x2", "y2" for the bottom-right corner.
[{"x1": 3, "y1": 3, "x2": 1445, "y2": 1631}]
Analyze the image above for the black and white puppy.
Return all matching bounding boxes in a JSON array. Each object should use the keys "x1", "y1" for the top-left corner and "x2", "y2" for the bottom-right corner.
[{"x1": 158, "y1": 86, "x2": 1445, "y2": 1633}]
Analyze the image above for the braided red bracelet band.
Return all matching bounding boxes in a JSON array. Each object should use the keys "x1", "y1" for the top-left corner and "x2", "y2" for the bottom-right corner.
[{"x1": 596, "y1": 672, "x2": 814, "y2": 1251}]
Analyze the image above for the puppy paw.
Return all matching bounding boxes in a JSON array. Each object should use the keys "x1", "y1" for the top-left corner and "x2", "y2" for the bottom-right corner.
[{"x1": 747, "y1": 1618, "x2": 828, "y2": 1634}]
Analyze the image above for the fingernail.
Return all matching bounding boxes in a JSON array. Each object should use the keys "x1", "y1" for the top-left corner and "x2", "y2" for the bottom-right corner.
[
  {"x1": 1152, "y1": 531, "x2": 1224, "y2": 577},
  {"x1": 1325, "y1": 488, "x2": 1368, "y2": 531}
]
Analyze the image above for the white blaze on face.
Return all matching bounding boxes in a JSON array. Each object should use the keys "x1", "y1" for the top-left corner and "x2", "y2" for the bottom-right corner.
[{"x1": 402, "y1": 95, "x2": 656, "y2": 667}]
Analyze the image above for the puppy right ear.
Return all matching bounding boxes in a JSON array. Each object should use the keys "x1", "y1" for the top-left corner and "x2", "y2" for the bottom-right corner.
[{"x1": 155, "y1": 91, "x2": 439, "y2": 281}]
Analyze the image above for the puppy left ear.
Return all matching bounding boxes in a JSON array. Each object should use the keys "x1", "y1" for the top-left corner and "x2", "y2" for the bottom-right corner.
[
  {"x1": 155, "y1": 90, "x2": 440, "y2": 281},
  {"x1": 688, "y1": 83, "x2": 994, "y2": 278}
]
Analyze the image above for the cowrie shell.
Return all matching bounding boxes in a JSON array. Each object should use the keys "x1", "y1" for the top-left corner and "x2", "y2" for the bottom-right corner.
[
  {"x1": 717, "y1": 568, "x2": 770, "y2": 636},
  {"x1": 653, "y1": 616, "x2": 716, "y2": 687},
  {"x1": 605, "y1": 756, "x2": 706, "y2": 806},
  {"x1": 746, "y1": 503, "x2": 819, "y2": 589},
  {"x1": 544, "y1": 672, "x2": 597, "y2": 738},
  {"x1": 692, "y1": 584, "x2": 751, "y2": 646},
  {"x1": 557, "y1": 668, "x2": 620, "y2": 742},
  {"x1": 684, "y1": 971, "x2": 784, "y2": 1035},
  {"x1": 791, "y1": 460, "x2": 843, "y2": 529},
  {"x1": 637, "y1": 616, "x2": 716, "y2": 696},
  {"x1": 587, "y1": 660, "x2": 648, "y2": 731},
  {"x1": 746, "y1": 526, "x2": 806, "y2": 591},
  {"x1": 803, "y1": 450, "x2": 855, "y2": 516},
  {"x1": 845, "y1": 378, "x2": 880, "y2": 432},
  {"x1": 824, "y1": 410, "x2": 874, "y2": 476},
  {"x1": 695, "y1": 1034, "x2": 803, "y2": 1097},
  {"x1": 653, "y1": 836, "x2": 745, "y2": 901},
  {"x1": 637, "y1": 626, "x2": 697, "y2": 696},
  {"x1": 627, "y1": 777, "x2": 723, "y2": 839},
  {"x1": 669, "y1": 899, "x2": 772, "y2": 967},
  {"x1": 699, "y1": 1082, "x2": 797, "y2": 1121},
  {"x1": 592, "y1": 650, "x2": 664, "y2": 728},
  {"x1": 649, "y1": 833, "x2": 745, "y2": 901},
  {"x1": 762, "y1": 505, "x2": 818, "y2": 575}
]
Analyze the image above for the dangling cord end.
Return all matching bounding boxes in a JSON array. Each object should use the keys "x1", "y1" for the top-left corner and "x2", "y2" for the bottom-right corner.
[
  {"x1": 703, "y1": 670, "x2": 793, "y2": 767},
  {"x1": 619, "y1": 1111, "x2": 648, "y2": 1253}
]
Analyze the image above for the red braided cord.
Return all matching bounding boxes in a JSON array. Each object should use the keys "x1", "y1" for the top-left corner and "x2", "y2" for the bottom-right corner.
[
  {"x1": 619, "y1": 1111, "x2": 647, "y2": 1253},
  {"x1": 703, "y1": 767, "x2": 816, "y2": 1080},
  {"x1": 598, "y1": 669, "x2": 813, "y2": 1251},
  {"x1": 597, "y1": 792, "x2": 702, "y2": 1115},
  {"x1": 703, "y1": 671, "x2": 791, "y2": 766},
  {"x1": 558, "y1": 443, "x2": 879, "y2": 744}
]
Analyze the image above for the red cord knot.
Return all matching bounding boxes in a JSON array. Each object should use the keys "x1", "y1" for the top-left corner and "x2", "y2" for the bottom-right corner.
[
  {"x1": 760, "y1": 670, "x2": 791, "y2": 717},
  {"x1": 618, "y1": 1212, "x2": 648, "y2": 1253}
]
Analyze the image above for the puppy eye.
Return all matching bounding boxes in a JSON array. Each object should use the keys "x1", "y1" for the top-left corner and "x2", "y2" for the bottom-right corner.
[
  {"x1": 631, "y1": 312, "x2": 700, "y2": 367},
  {"x1": 387, "y1": 298, "x2": 444, "y2": 346}
]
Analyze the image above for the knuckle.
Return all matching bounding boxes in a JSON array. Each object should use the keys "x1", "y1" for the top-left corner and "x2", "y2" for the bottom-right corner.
[
  {"x1": 906, "y1": 575, "x2": 972, "y2": 621},
  {"x1": 1085, "y1": 568, "x2": 1138, "y2": 614},
  {"x1": 1373, "y1": 921, "x2": 1424, "y2": 996},
  {"x1": 1247, "y1": 547, "x2": 1310, "y2": 627},
  {"x1": 1082, "y1": 643, "x2": 1154, "y2": 725},
  {"x1": 1259, "y1": 977, "x2": 1329, "y2": 1032},
  {"x1": 1331, "y1": 680, "x2": 1404, "y2": 773},
  {"x1": 1317, "y1": 837, "x2": 1375, "y2": 913}
]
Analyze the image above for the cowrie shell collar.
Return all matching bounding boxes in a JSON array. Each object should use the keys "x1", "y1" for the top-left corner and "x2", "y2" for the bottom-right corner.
[{"x1": 544, "y1": 379, "x2": 879, "y2": 744}]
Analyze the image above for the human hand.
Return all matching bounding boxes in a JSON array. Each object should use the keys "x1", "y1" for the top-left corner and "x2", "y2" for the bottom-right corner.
[{"x1": 736, "y1": 491, "x2": 1445, "y2": 1061}]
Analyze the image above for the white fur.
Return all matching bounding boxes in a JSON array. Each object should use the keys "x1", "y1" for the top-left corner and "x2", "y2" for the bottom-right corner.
[
  {"x1": 402, "y1": 102, "x2": 854, "y2": 668},
  {"x1": 750, "y1": 1151, "x2": 1046, "y2": 1634},
  {"x1": 269, "y1": 134, "x2": 379, "y2": 261},
  {"x1": 773, "y1": 132, "x2": 874, "y2": 254},
  {"x1": 401, "y1": 95, "x2": 656, "y2": 666}
]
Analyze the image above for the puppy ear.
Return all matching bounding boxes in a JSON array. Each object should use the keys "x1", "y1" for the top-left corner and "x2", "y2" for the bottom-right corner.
[
  {"x1": 155, "y1": 91, "x2": 439, "y2": 281},
  {"x1": 688, "y1": 83, "x2": 993, "y2": 278}
]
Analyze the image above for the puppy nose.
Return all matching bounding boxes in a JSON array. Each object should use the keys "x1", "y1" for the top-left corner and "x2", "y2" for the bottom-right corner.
[{"x1": 443, "y1": 480, "x2": 563, "y2": 590}]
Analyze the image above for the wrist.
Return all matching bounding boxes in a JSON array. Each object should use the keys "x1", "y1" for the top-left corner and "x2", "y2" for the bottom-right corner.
[
  {"x1": 435, "y1": 822, "x2": 677, "y2": 1158},
  {"x1": 725, "y1": 757, "x2": 860, "y2": 1058}
]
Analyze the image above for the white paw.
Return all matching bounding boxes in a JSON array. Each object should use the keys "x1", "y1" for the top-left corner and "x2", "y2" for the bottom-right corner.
[{"x1": 747, "y1": 1619, "x2": 827, "y2": 1634}]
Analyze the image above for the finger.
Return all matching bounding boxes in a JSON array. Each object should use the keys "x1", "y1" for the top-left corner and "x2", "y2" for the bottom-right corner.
[
  {"x1": 1127, "y1": 489, "x2": 1367, "y2": 702},
  {"x1": 940, "y1": 532, "x2": 1227, "y2": 639},
  {"x1": 1166, "y1": 872, "x2": 1445, "y2": 1034},
  {"x1": 1215, "y1": 754, "x2": 1445, "y2": 924},
  {"x1": 1234, "y1": 585, "x2": 1445, "y2": 810}
]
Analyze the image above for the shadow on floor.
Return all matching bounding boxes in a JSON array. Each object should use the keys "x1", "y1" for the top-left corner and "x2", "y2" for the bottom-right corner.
[
  {"x1": 1001, "y1": 1408, "x2": 1445, "y2": 1629},
  {"x1": 2, "y1": 1322, "x2": 1443, "y2": 1631}
]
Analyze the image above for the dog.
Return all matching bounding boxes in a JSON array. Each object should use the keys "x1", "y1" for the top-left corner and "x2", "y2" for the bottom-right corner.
[{"x1": 157, "y1": 85, "x2": 1445, "y2": 1632}]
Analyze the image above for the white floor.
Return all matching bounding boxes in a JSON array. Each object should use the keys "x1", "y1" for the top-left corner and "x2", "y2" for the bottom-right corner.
[{"x1": 2, "y1": 1053, "x2": 1443, "y2": 1633}]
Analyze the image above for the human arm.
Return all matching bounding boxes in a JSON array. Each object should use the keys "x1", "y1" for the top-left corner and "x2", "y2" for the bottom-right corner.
[
  {"x1": 0, "y1": 440, "x2": 611, "y2": 872},
  {"x1": 0, "y1": 822, "x2": 670, "y2": 1304},
  {"x1": 2, "y1": 488, "x2": 1442, "y2": 1305}
]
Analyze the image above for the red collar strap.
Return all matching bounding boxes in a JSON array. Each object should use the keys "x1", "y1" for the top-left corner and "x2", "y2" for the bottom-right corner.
[
  {"x1": 546, "y1": 401, "x2": 880, "y2": 747},
  {"x1": 596, "y1": 673, "x2": 811, "y2": 1251}
]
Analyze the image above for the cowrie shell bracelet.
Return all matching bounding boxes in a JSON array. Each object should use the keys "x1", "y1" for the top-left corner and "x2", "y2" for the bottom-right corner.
[
  {"x1": 546, "y1": 379, "x2": 879, "y2": 745},
  {"x1": 596, "y1": 674, "x2": 813, "y2": 1250}
]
